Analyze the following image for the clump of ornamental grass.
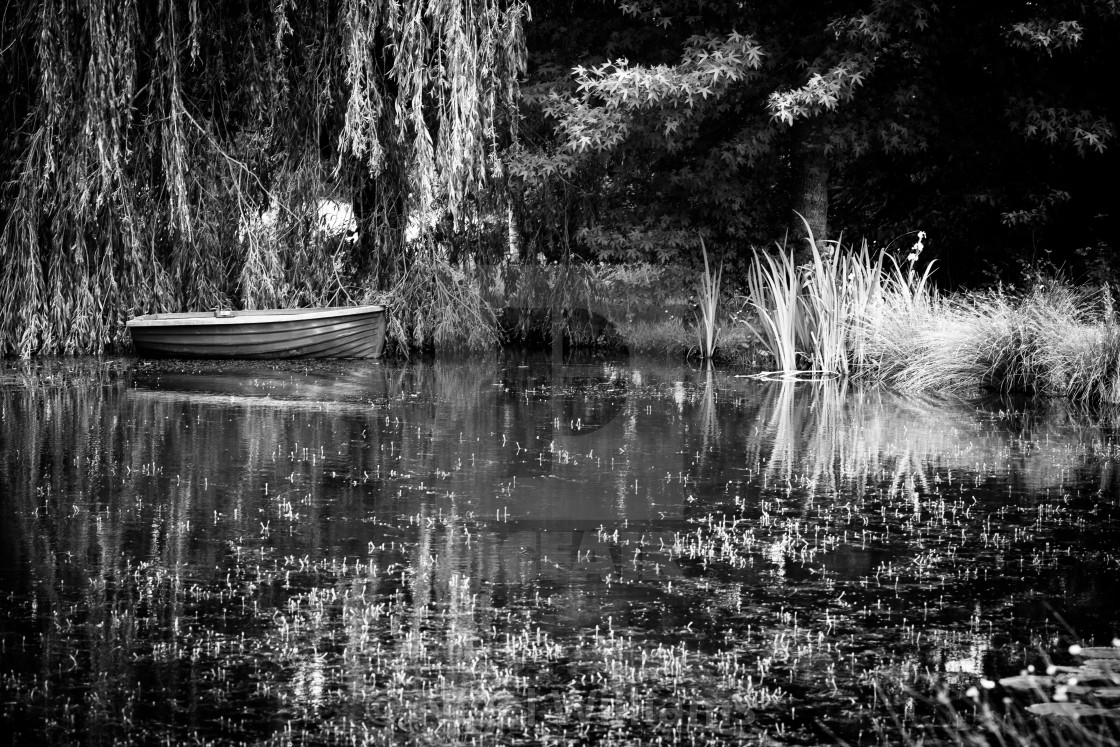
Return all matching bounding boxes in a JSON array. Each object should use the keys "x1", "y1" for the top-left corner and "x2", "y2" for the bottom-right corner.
[
  {"x1": 738, "y1": 226, "x2": 1120, "y2": 403},
  {"x1": 1015, "y1": 281, "x2": 1120, "y2": 400},
  {"x1": 859, "y1": 291, "x2": 1002, "y2": 395},
  {"x1": 862, "y1": 278, "x2": 1120, "y2": 401}
]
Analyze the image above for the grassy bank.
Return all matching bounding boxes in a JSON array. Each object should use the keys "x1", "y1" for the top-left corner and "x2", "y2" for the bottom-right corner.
[
  {"x1": 377, "y1": 256, "x2": 757, "y2": 361},
  {"x1": 740, "y1": 233, "x2": 1120, "y2": 402},
  {"x1": 420, "y1": 241, "x2": 1120, "y2": 405},
  {"x1": 6, "y1": 222, "x2": 1118, "y2": 401}
]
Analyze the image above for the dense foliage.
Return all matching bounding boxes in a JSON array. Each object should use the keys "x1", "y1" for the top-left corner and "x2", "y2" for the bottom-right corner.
[
  {"x1": 0, "y1": 0, "x2": 1116, "y2": 356},
  {"x1": 510, "y1": 0, "x2": 1118, "y2": 280},
  {"x1": 0, "y1": 0, "x2": 525, "y2": 356}
]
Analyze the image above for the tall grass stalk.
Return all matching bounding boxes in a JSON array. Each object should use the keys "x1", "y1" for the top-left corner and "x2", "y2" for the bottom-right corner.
[
  {"x1": 800, "y1": 238, "x2": 850, "y2": 376},
  {"x1": 695, "y1": 238, "x2": 724, "y2": 358},
  {"x1": 801, "y1": 236, "x2": 896, "y2": 376},
  {"x1": 743, "y1": 239, "x2": 806, "y2": 374}
]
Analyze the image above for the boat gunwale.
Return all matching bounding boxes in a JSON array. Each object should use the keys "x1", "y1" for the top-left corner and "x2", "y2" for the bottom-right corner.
[{"x1": 126, "y1": 305, "x2": 386, "y2": 328}]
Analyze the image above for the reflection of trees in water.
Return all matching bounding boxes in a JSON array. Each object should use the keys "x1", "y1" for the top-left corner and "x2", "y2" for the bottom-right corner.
[
  {"x1": 0, "y1": 358, "x2": 644, "y2": 738},
  {"x1": 0, "y1": 364, "x2": 413, "y2": 740},
  {"x1": 4, "y1": 360, "x2": 1119, "y2": 743},
  {"x1": 1, "y1": 357, "x2": 638, "y2": 596}
]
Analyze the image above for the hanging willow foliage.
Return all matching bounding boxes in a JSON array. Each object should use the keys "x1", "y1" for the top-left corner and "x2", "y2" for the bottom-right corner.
[{"x1": 0, "y1": 0, "x2": 525, "y2": 357}]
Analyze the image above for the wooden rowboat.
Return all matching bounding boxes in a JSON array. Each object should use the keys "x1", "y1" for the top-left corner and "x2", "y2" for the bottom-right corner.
[{"x1": 126, "y1": 305, "x2": 387, "y2": 359}]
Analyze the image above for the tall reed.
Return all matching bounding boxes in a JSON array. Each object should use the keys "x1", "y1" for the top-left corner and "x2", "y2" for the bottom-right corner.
[
  {"x1": 742, "y1": 224, "x2": 935, "y2": 380},
  {"x1": 742, "y1": 238, "x2": 806, "y2": 374},
  {"x1": 694, "y1": 237, "x2": 724, "y2": 359},
  {"x1": 744, "y1": 222, "x2": 1120, "y2": 402}
]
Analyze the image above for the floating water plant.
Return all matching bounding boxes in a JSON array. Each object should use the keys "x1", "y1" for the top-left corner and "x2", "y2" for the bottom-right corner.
[{"x1": 2, "y1": 357, "x2": 1119, "y2": 746}]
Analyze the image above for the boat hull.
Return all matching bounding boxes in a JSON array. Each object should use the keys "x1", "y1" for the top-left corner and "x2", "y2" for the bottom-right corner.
[{"x1": 126, "y1": 305, "x2": 388, "y2": 359}]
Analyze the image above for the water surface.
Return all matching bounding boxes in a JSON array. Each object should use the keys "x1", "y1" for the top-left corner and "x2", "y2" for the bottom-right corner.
[{"x1": 2, "y1": 355, "x2": 1118, "y2": 745}]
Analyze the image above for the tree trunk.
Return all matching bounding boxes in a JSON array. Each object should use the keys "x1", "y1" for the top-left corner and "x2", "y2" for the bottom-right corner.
[
  {"x1": 507, "y1": 201, "x2": 521, "y2": 262},
  {"x1": 789, "y1": 118, "x2": 830, "y2": 261}
]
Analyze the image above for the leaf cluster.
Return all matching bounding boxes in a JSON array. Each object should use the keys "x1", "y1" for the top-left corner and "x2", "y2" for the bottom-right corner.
[
  {"x1": 508, "y1": 0, "x2": 1117, "y2": 286},
  {"x1": 0, "y1": 0, "x2": 527, "y2": 356}
]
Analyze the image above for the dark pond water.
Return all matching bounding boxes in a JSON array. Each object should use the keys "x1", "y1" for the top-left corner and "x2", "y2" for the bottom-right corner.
[{"x1": 2, "y1": 354, "x2": 1119, "y2": 745}]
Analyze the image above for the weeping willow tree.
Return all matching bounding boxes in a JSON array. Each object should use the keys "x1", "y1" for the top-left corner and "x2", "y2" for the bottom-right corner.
[{"x1": 0, "y1": 0, "x2": 525, "y2": 357}]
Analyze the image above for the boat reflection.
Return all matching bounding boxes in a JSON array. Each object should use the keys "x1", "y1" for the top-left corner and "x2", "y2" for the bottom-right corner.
[
  {"x1": 2, "y1": 357, "x2": 1119, "y2": 746},
  {"x1": 129, "y1": 361, "x2": 392, "y2": 409}
]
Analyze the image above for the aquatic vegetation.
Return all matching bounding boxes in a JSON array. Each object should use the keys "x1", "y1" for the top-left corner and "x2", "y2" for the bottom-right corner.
[
  {"x1": 1, "y1": 358, "x2": 1118, "y2": 745},
  {"x1": 858, "y1": 279, "x2": 1120, "y2": 401},
  {"x1": 741, "y1": 228, "x2": 1120, "y2": 402},
  {"x1": 741, "y1": 224, "x2": 935, "y2": 378},
  {"x1": 742, "y1": 235, "x2": 806, "y2": 374},
  {"x1": 693, "y1": 238, "x2": 724, "y2": 359}
]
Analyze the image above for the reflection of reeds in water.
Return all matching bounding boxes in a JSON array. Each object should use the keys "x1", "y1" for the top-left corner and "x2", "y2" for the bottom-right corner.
[
  {"x1": 747, "y1": 379, "x2": 1120, "y2": 503},
  {"x1": 698, "y1": 364, "x2": 719, "y2": 451},
  {"x1": 755, "y1": 380, "x2": 863, "y2": 492},
  {"x1": 758, "y1": 379, "x2": 799, "y2": 487}
]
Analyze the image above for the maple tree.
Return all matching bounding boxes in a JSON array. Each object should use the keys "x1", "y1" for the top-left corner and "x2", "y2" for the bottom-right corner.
[{"x1": 511, "y1": 0, "x2": 1117, "y2": 280}]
